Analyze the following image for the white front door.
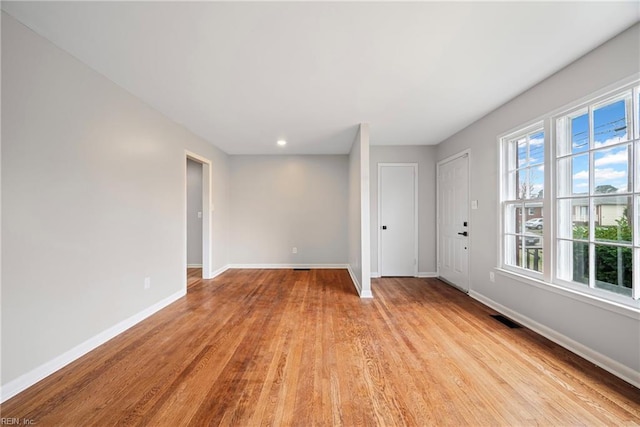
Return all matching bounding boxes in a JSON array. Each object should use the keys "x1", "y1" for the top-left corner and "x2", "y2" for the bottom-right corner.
[
  {"x1": 437, "y1": 153, "x2": 469, "y2": 291},
  {"x1": 379, "y1": 164, "x2": 417, "y2": 277}
]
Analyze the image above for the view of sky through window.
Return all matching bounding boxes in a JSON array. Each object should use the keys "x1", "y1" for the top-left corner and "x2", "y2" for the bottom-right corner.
[{"x1": 570, "y1": 99, "x2": 630, "y2": 196}]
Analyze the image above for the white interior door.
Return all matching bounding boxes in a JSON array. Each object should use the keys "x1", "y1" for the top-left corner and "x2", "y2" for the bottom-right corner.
[
  {"x1": 379, "y1": 164, "x2": 417, "y2": 277},
  {"x1": 437, "y1": 153, "x2": 469, "y2": 291}
]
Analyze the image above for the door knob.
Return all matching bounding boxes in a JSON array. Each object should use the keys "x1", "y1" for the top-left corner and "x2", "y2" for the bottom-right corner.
[{"x1": 458, "y1": 231, "x2": 468, "y2": 236}]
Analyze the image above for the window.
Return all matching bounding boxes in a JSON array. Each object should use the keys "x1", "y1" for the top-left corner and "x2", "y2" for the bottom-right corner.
[
  {"x1": 556, "y1": 87, "x2": 638, "y2": 300},
  {"x1": 500, "y1": 81, "x2": 639, "y2": 306},
  {"x1": 501, "y1": 125, "x2": 545, "y2": 274}
]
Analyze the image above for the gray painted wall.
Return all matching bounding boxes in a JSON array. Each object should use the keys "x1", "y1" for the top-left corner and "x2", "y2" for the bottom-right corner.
[
  {"x1": 370, "y1": 146, "x2": 437, "y2": 276},
  {"x1": 186, "y1": 159, "x2": 203, "y2": 266},
  {"x1": 1, "y1": 13, "x2": 230, "y2": 386},
  {"x1": 229, "y1": 155, "x2": 348, "y2": 265},
  {"x1": 435, "y1": 24, "x2": 640, "y2": 375}
]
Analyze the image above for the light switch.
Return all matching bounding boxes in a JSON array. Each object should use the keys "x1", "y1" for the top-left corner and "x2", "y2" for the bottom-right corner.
[
  {"x1": 197, "y1": 211, "x2": 202, "y2": 219},
  {"x1": 471, "y1": 200, "x2": 478, "y2": 210}
]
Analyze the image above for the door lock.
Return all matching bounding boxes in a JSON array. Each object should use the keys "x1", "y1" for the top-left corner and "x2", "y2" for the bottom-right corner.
[{"x1": 382, "y1": 225, "x2": 387, "y2": 230}]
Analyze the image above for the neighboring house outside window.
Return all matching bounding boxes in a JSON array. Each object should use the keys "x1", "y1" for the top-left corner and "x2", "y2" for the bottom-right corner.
[{"x1": 500, "y1": 81, "x2": 639, "y2": 306}]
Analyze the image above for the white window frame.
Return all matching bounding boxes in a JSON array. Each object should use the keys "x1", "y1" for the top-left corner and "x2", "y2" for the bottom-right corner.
[
  {"x1": 499, "y1": 121, "x2": 550, "y2": 281},
  {"x1": 498, "y1": 77, "x2": 640, "y2": 310},
  {"x1": 553, "y1": 84, "x2": 638, "y2": 305}
]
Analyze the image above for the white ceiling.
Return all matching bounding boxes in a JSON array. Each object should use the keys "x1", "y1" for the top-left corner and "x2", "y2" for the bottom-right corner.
[{"x1": 3, "y1": 2, "x2": 639, "y2": 154}]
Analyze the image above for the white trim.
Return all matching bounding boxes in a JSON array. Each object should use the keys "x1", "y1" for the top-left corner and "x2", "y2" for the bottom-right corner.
[
  {"x1": 348, "y1": 265, "x2": 373, "y2": 298},
  {"x1": 371, "y1": 272, "x2": 435, "y2": 279},
  {"x1": 469, "y1": 290, "x2": 640, "y2": 389},
  {"x1": 417, "y1": 272, "x2": 438, "y2": 278},
  {"x1": 377, "y1": 163, "x2": 419, "y2": 277},
  {"x1": 0, "y1": 290, "x2": 185, "y2": 403},
  {"x1": 436, "y1": 150, "x2": 471, "y2": 291},
  {"x1": 227, "y1": 264, "x2": 349, "y2": 269},
  {"x1": 210, "y1": 264, "x2": 230, "y2": 279},
  {"x1": 187, "y1": 264, "x2": 203, "y2": 268},
  {"x1": 437, "y1": 275, "x2": 469, "y2": 294}
]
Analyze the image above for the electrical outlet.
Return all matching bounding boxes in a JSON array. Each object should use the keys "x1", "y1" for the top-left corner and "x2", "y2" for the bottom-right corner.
[
  {"x1": 144, "y1": 277, "x2": 151, "y2": 290},
  {"x1": 489, "y1": 271, "x2": 495, "y2": 282},
  {"x1": 292, "y1": 247, "x2": 298, "y2": 254}
]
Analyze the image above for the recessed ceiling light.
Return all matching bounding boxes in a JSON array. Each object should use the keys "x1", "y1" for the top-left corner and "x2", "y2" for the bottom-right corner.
[{"x1": 277, "y1": 139, "x2": 287, "y2": 147}]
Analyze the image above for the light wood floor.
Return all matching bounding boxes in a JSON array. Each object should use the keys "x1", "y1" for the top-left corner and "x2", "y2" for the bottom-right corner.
[{"x1": 2, "y1": 269, "x2": 639, "y2": 426}]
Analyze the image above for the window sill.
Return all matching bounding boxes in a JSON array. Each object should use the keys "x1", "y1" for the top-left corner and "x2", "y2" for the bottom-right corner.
[{"x1": 495, "y1": 268, "x2": 640, "y2": 320}]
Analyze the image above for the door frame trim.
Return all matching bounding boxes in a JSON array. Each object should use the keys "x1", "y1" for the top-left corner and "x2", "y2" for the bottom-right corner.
[
  {"x1": 436, "y1": 149, "x2": 471, "y2": 291},
  {"x1": 377, "y1": 163, "x2": 419, "y2": 277},
  {"x1": 185, "y1": 151, "x2": 213, "y2": 280}
]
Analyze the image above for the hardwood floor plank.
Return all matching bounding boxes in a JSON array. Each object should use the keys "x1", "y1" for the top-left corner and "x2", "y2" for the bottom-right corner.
[{"x1": 2, "y1": 270, "x2": 639, "y2": 426}]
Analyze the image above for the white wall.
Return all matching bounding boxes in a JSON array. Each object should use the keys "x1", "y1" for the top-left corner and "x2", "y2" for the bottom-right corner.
[
  {"x1": 186, "y1": 159, "x2": 203, "y2": 266},
  {"x1": 348, "y1": 124, "x2": 372, "y2": 297},
  {"x1": 370, "y1": 146, "x2": 437, "y2": 277},
  {"x1": 436, "y1": 23, "x2": 640, "y2": 384},
  {"x1": 228, "y1": 155, "x2": 348, "y2": 266},
  {"x1": 1, "y1": 13, "x2": 230, "y2": 396}
]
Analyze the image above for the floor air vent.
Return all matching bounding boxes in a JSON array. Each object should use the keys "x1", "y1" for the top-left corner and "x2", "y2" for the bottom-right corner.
[{"x1": 490, "y1": 314, "x2": 521, "y2": 329}]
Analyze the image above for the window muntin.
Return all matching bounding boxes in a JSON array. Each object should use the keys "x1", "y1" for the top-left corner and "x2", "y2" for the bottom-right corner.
[
  {"x1": 501, "y1": 82, "x2": 639, "y2": 305},
  {"x1": 502, "y1": 127, "x2": 545, "y2": 275},
  {"x1": 555, "y1": 85, "x2": 638, "y2": 302}
]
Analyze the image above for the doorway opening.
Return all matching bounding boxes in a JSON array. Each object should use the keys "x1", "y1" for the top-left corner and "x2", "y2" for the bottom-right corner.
[{"x1": 185, "y1": 151, "x2": 213, "y2": 285}]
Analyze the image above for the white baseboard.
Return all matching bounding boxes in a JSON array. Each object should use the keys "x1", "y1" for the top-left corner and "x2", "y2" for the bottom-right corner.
[
  {"x1": 347, "y1": 265, "x2": 362, "y2": 296},
  {"x1": 0, "y1": 289, "x2": 185, "y2": 403},
  {"x1": 186, "y1": 263, "x2": 203, "y2": 268},
  {"x1": 370, "y1": 272, "x2": 436, "y2": 279},
  {"x1": 418, "y1": 272, "x2": 438, "y2": 278},
  {"x1": 227, "y1": 263, "x2": 349, "y2": 269},
  {"x1": 469, "y1": 290, "x2": 640, "y2": 389},
  {"x1": 348, "y1": 265, "x2": 373, "y2": 298},
  {"x1": 205, "y1": 264, "x2": 229, "y2": 279}
]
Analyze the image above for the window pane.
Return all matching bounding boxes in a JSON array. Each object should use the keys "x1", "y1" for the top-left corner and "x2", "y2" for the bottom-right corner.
[
  {"x1": 524, "y1": 203, "x2": 543, "y2": 230},
  {"x1": 504, "y1": 204, "x2": 521, "y2": 234},
  {"x1": 517, "y1": 169, "x2": 528, "y2": 200},
  {"x1": 557, "y1": 116, "x2": 571, "y2": 157},
  {"x1": 517, "y1": 137, "x2": 528, "y2": 168},
  {"x1": 529, "y1": 131, "x2": 545, "y2": 166},
  {"x1": 636, "y1": 89, "x2": 640, "y2": 140},
  {"x1": 636, "y1": 195, "x2": 640, "y2": 245},
  {"x1": 557, "y1": 157, "x2": 571, "y2": 197},
  {"x1": 594, "y1": 145, "x2": 630, "y2": 194},
  {"x1": 572, "y1": 154, "x2": 589, "y2": 195},
  {"x1": 558, "y1": 198, "x2": 589, "y2": 240},
  {"x1": 594, "y1": 98, "x2": 629, "y2": 148},
  {"x1": 636, "y1": 141, "x2": 640, "y2": 192},
  {"x1": 504, "y1": 234, "x2": 523, "y2": 268},
  {"x1": 505, "y1": 171, "x2": 518, "y2": 200},
  {"x1": 594, "y1": 244, "x2": 632, "y2": 297},
  {"x1": 557, "y1": 240, "x2": 589, "y2": 285},
  {"x1": 594, "y1": 195, "x2": 632, "y2": 244},
  {"x1": 506, "y1": 140, "x2": 517, "y2": 173},
  {"x1": 530, "y1": 165, "x2": 544, "y2": 199},
  {"x1": 571, "y1": 112, "x2": 589, "y2": 154},
  {"x1": 523, "y1": 244, "x2": 543, "y2": 273}
]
